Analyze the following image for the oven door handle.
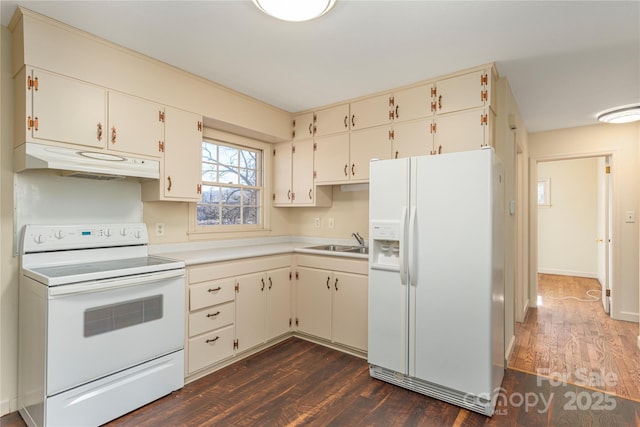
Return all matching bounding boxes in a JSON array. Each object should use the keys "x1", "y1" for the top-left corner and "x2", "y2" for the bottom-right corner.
[{"x1": 49, "y1": 269, "x2": 185, "y2": 297}]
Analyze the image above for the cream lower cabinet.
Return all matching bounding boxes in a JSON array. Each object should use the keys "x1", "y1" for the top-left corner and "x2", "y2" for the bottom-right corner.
[
  {"x1": 295, "y1": 255, "x2": 368, "y2": 352},
  {"x1": 186, "y1": 255, "x2": 292, "y2": 378}
]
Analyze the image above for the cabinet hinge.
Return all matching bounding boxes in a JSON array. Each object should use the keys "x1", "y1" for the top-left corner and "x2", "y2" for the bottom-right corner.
[
  {"x1": 606, "y1": 166, "x2": 611, "y2": 174},
  {"x1": 389, "y1": 110, "x2": 395, "y2": 121},
  {"x1": 388, "y1": 96, "x2": 395, "y2": 106},
  {"x1": 289, "y1": 318, "x2": 292, "y2": 327},
  {"x1": 295, "y1": 271, "x2": 299, "y2": 280},
  {"x1": 292, "y1": 119, "x2": 296, "y2": 128},
  {"x1": 27, "y1": 116, "x2": 39, "y2": 131},
  {"x1": 159, "y1": 111, "x2": 165, "y2": 122},
  {"x1": 313, "y1": 113, "x2": 317, "y2": 123},
  {"x1": 158, "y1": 141, "x2": 165, "y2": 152},
  {"x1": 430, "y1": 122, "x2": 437, "y2": 133},
  {"x1": 295, "y1": 318, "x2": 299, "y2": 326},
  {"x1": 273, "y1": 148, "x2": 276, "y2": 156},
  {"x1": 292, "y1": 145, "x2": 296, "y2": 154},
  {"x1": 480, "y1": 114, "x2": 488, "y2": 125},
  {"x1": 313, "y1": 171, "x2": 317, "y2": 179},
  {"x1": 27, "y1": 76, "x2": 39, "y2": 91},
  {"x1": 430, "y1": 86, "x2": 437, "y2": 97},
  {"x1": 313, "y1": 142, "x2": 317, "y2": 151},
  {"x1": 235, "y1": 282, "x2": 239, "y2": 293},
  {"x1": 388, "y1": 130, "x2": 395, "y2": 140},
  {"x1": 197, "y1": 121, "x2": 202, "y2": 132},
  {"x1": 197, "y1": 184, "x2": 202, "y2": 194},
  {"x1": 291, "y1": 192, "x2": 296, "y2": 201},
  {"x1": 606, "y1": 289, "x2": 611, "y2": 297},
  {"x1": 480, "y1": 73, "x2": 488, "y2": 86},
  {"x1": 431, "y1": 101, "x2": 437, "y2": 112},
  {"x1": 481, "y1": 90, "x2": 488, "y2": 102},
  {"x1": 272, "y1": 193, "x2": 276, "y2": 201},
  {"x1": 233, "y1": 339, "x2": 238, "y2": 350}
]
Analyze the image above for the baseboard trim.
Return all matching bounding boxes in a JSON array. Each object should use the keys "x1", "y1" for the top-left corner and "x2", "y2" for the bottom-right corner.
[
  {"x1": 537, "y1": 269, "x2": 597, "y2": 279},
  {"x1": 637, "y1": 336, "x2": 640, "y2": 351},
  {"x1": 1, "y1": 397, "x2": 17, "y2": 417},
  {"x1": 505, "y1": 334, "x2": 516, "y2": 364}
]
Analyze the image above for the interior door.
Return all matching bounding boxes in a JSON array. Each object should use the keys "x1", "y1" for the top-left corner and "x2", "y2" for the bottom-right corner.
[{"x1": 596, "y1": 157, "x2": 610, "y2": 313}]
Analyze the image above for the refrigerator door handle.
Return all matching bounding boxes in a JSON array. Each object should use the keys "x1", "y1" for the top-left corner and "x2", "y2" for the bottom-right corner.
[
  {"x1": 408, "y1": 206, "x2": 417, "y2": 286},
  {"x1": 398, "y1": 206, "x2": 408, "y2": 285}
]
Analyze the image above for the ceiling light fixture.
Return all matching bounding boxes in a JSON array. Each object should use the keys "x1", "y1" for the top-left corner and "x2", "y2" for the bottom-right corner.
[
  {"x1": 597, "y1": 104, "x2": 640, "y2": 124},
  {"x1": 252, "y1": 0, "x2": 336, "y2": 22}
]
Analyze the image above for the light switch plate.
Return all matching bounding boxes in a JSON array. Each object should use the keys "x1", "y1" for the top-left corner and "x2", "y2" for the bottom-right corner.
[{"x1": 625, "y1": 211, "x2": 636, "y2": 223}]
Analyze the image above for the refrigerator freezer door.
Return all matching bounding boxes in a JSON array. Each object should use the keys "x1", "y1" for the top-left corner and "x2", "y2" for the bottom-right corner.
[
  {"x1": 368, "y1": 158, "x2": 409, "y2": 374},
  {"x1": 411, "y1": 149, "x2": 499, "y2": 395}
]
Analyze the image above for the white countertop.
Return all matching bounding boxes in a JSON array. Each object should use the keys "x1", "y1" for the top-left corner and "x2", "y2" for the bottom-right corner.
[{"x1": 149, "y1": 236, "x2": 368, "y2": 266}]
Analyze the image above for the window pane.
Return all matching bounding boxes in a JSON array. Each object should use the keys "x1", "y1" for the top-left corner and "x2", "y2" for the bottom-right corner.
[
  {"x1": 197, "y1": 204, "x2": 219, "y2": 226},
  {"x1": 239, "y1": 168, "x2": 257, "y2": 186},
  {"x1": 240, "y1": 150, "x2": 257, "y2": 169},
  {"x1": 202, "y1": 142, "x2": 217, "y2": 162},
  {"x1": 243, "y1": 207, "x2": 258, "y2": 225},
  {"x1": 201, "y1": 186, "x2": 220, "y2": 203},
  {"x1": 219, "y1": 167, "x2": 240, "y2": 185},
  {"x1": 221, "y1": 206, "x2": 241, "y2": 224},
  {"x1": 242, "y1": 188, "x2": 259, "y2": 205},
  {"x1": 221, "y1": 187, "x2": 241, "y2": 205},
  {"x1": 202, "y1": 163, "x2": 217, "y2": 182},
  {"x1": 219, "y1": 146, "x2": 238, "y2": 167}
]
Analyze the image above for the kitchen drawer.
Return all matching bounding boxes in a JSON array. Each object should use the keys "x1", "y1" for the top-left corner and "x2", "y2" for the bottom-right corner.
[
  {"x1": 188, "y1": 324, "x2": 235, "y2": 374},
  {"x1": 190, "y1": 279, "x2": 235, "y2": 311},
  {"x1": 189, "y1": 301, "x2": 235, "y2": 337}
]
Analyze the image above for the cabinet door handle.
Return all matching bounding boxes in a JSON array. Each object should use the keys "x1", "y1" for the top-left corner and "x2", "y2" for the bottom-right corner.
[
  {"x1": 334, "y1": 278, "x2": 339, "y2": 291},
  {"x1": 351, "y1": 164, "x2": 355, "y2": 176},
  {"x1": 395, "y1": 105, "x2": 399, "y2": 119},
  {"x1": 111, "y1": 126, "x2": 117, "y2": 143},
  {"x1": 207, "y1": 311, "x2": 221, "y2": 318},
  {"x1": 343, "y1": 164, "x2": 348, "y2": 177},
  {"x1": 308, "y1": 123, "x2": 313, "y2": 135},
  {"x1": 326, "y1": 276, "x2": 330, "y2": 289},
  {"x1": 351, "y1": 114, "x2": 355, "y2": 128},
  {"x1": 344, "y1": 115, "x2": 348, "y2": 128},
  {"x1": 261, "y1": 278, "x2": 265, "y2": 291},
  {"x1": 268, "y1": 277, "x2": 273, "y2": 290},
  {"x1": 206, "y1": 336, "x2": 220, "y2": 344},
  {"x1": 308, "y1": 189, "x2": 312, "y2": 200},
  {"x1": 167, "y1": 176, "x2": 172, "y2": 191},
  {"x1": 97, "y1": 122, "x2": 103, "y2": 141},
  {"x1": 438, "y1": 95, "x2": 442, "y2": 110},
  {"x1": 207, "y1": 286, "x2": 222, "y2": 293},
  {"x1": 287, "y1": 189, "x2": 291, "y2": 200},
  {"x1": 395, "y1": 150, "x2": 399, "y2": 159}
]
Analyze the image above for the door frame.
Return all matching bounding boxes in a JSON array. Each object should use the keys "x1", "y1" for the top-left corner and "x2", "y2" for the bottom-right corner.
[{"x1": 528, "y1": 149, "x2": 621, "y2": 319}]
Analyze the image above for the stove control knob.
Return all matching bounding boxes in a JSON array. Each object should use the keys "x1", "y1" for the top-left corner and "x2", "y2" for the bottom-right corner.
[
  {"x1": 54, "y1": 229, "x2": 65, "y2": 240},
  {"x1": 34, "y1": 234, "x2": 46, "y2": 244}
]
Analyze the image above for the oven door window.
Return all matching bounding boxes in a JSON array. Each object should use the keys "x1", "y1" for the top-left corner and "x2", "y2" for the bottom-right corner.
[{"x1": 47, "y1": 275, "x2": 184, "y2": 396}]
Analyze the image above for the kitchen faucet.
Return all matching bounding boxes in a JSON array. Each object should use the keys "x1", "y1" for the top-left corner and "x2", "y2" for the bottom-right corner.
[{"x1": 352, "y1": 232, "x2": 365, "y2": 247}]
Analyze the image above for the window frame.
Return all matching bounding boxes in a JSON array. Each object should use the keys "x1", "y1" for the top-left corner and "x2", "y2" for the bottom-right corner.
[{"x1": 189, "y1": 129, "x2": 272, "y2": 237}]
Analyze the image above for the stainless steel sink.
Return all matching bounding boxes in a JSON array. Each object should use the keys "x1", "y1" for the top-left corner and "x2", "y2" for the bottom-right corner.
[{"x1": 305, "y1": 244, "x2": 368, "y2": 255}]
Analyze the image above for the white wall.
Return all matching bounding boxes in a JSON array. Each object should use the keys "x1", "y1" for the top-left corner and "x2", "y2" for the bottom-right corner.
[
  {"x1": 537, "y1": 158, "x2": 598, "y2": 277},
  {"x1": 529, "y1": 123, "x2": 639, "y2": 322}
]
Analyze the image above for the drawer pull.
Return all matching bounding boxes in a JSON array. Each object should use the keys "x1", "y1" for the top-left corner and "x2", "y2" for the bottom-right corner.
[
  {"x1": 206, "y1": 311, "x2": 221, "y2": 318},
  {"x1": 205, "y1": 336, "x2": 220, "y2": 344},
  {"x1": 208, "y1": 286, "x2": 222, "y2": 293}
]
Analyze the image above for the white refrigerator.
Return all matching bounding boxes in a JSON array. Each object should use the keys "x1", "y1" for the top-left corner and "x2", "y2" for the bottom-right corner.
[{"x1": 367, "y1": 148, "x2": 504, "y2": 416}]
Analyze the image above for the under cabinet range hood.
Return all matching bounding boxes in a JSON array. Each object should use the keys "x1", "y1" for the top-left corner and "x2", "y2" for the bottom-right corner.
[{"x1": 15, "y1": 143, "x2": 160, "y2": 180}]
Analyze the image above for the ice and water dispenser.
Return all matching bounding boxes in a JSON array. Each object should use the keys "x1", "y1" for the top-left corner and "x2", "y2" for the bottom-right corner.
[{"x1": 370, "y1": 220, "x2": 402, "y2": 271}]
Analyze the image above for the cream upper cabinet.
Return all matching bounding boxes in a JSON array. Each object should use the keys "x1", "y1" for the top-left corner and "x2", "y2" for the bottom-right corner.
[
  {"x1": 391, "y1": 119, "x2": 432, "y2": 159},
  {"x1": 350, "y1": 93, "x2": 393, "y2": 131},
  {"x1": 391, "y1": 84, "x2": 434, "y2": 123},
  {"x1": 19, "y1": 67, "x2": 106, "y2": 149},
  {"x1": 272, "y1": 141, "x2": 294, "y2": 205},
  {"x1": 272, "y1": 139, "x2": 331, "y2": 207},
  {"x1": 349, "y1": 126, "x2": 392, "y2": 181},
  {"x1": 292, "y1": 112, "x2": 315, "y2": 141},
  {"x1": 313, "y1": 133, "x2": 350, "y2": 184},
  {"x1": 314, "y1": 104, "x2": 350, "y2": 137},
  {"x1": 143, "y1": 107, "x2": 202, "y2": 201},
  {"x1": 434, "y1": 108, "x2": 494, "y2": 154},
  {"x1": 331, "y1": 271, "x2": 368, "y2": 351},
  {"x1": 433, "y1": 69, "x2": 494, "y2": 116},
  {"x1": 107, "y1": 92, "x2": 164, "y2": 158}
]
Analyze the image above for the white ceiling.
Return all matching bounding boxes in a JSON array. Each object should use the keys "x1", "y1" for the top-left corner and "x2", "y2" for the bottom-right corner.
[{"x1": 2, "y1": 1, "x2": 639, "y2": 133}]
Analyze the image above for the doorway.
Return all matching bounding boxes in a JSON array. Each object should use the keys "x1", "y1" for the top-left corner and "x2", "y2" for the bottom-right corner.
[{"x1": 536, "y1": 156, "x2": 612, "y2": 314}]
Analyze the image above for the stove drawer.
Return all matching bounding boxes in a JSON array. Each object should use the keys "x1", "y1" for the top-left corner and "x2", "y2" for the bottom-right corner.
[
  {"x1": 188, "y1": 324, "x2": 235, "y2": 374},
  {"x1": 189, "y1": 301, "x2": 235, "y2": 337},
  {"x1": 190, "y1": 279, "x2": 235, "y2": 311}
]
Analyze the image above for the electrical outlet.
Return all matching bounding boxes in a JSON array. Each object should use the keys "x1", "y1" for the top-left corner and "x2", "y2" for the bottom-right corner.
[
  {"x1": 328, "y1": 217, "x2": 335, "y2": 229},
  {"x1": 155, "y1": 223, "x2": 165, "y2": 236},
  {"x1": 313, "y1": 218, "x2": 321, "y2": 228},
  {"x1": 625, "y1": 211, "x2": 636, "y2": 223}
]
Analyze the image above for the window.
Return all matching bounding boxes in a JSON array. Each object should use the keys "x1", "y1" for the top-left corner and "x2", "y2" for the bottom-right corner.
[
  {"x1": 538, "y1": 178, "x2": 550, "y2": 207},
  {"x1": 197, "y1": 139, "x2": 263, "y2": 229}
]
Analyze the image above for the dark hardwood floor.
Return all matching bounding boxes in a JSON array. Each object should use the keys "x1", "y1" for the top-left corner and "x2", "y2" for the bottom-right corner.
[{"x1": 4, "y1": 273, "x2": 640, "y2": 426}]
